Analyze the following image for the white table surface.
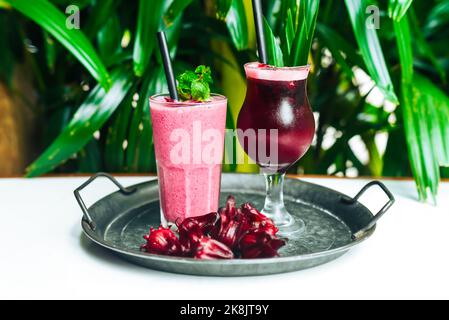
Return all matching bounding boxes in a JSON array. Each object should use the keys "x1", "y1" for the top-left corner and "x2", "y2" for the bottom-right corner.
[{"x1": 0, "y1": 175, "x2": 448, "y2": 300}]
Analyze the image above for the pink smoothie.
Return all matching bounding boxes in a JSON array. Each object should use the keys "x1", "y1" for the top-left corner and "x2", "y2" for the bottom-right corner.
[{"x1": 149, "y1": 94, "x2": 227, "y2": 225}]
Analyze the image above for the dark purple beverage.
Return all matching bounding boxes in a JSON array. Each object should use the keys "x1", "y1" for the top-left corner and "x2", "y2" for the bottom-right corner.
[{"x1": 237, "y1": 64, "x2": 315, "y2": 173}]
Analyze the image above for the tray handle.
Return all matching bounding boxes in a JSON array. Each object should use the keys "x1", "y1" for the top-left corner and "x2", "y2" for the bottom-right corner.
[
  {"x1": 341, "y1": 181, "x2": 395, "y2": 239},
  {"x1": 74, "y1": 172, "x2": 137, "y2": 230}
]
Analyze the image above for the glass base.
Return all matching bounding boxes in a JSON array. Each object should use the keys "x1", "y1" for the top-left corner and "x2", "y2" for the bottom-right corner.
[
  {"x1": 261, "y1": 207, "x2": 306, "y2": 239},
  {"x1": 160, "y1": 209, "x2": 177, "y2": 230},
  {"x1": 261, "y1": 172, "x2": 306, "y2": 239}
]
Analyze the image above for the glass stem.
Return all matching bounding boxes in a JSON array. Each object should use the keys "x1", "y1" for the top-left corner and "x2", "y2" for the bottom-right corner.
[{"x1": 262, "y1": 172, "x2": 292, "y2": 225}]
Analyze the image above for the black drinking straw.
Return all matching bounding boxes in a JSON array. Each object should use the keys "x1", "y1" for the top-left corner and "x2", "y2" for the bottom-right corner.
[
  {"x1": 157, "y1": 31, "x2": 178, "y2": 101},
  {"x1": 252, "y1": 0, "x2": 268, "y2": 64}
]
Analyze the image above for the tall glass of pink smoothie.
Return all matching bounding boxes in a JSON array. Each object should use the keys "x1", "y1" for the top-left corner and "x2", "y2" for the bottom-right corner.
[{"x1": 149, "y1": 94, "x2": 227, "y2": 226}]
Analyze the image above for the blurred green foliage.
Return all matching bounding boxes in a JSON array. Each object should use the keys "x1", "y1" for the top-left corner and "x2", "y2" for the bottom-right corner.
[{"x1": 1, "y1": 0, "x2": 449, "y2": 202}]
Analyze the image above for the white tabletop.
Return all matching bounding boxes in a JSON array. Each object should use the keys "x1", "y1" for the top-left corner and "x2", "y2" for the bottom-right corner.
[{"x1": 0, "y1": 175, "x2": 448, "y2": 300}]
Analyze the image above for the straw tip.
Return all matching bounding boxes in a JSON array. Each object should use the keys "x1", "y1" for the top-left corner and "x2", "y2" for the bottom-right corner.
[
  {"x1": 156, "y1": 31, "x2": 166, "y2": 40},
  {"x1": 156, "y1": 29, "x2": 178, "y2": 101}
]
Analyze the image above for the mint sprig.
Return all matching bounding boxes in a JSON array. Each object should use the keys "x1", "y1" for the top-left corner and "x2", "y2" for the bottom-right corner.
[{"x1": 177, "y1": 65, "x2": 213, "y2": 101}]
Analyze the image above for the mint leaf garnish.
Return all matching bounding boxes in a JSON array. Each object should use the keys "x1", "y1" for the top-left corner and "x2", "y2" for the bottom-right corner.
[
  {"x1": 176, "y1": 65, "x2": 213, "y2": 101},
  {"x1": 191, "y1": 79, "x2": 210, "y2": 101}
]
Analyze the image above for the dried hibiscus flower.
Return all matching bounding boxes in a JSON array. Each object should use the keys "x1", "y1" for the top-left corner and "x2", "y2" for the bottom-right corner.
[
  {"x1": 141, "y1": 195, "x2": 286, "y2": 259},
  {"x1": 176, "y1": 212, "x2": 219, "y2": 253},
  {"x1": 239, "y1": 229, "x2": 286, "y2": 259},
  {"x1": 194, "y1": 237, "x2": 234, "y2": 259},
  {"x1": 140, "y1": 226, "x2": 182, "y2": 256},
  {"x1": 177, "y1": 212, "x2": 218, "y2": 235},
  {"x1": 215, "y1": 208, "x2": 251, "y2": 250},
  {"x1": 240, "y1": 202, "x2": 278, "y2": 236}
]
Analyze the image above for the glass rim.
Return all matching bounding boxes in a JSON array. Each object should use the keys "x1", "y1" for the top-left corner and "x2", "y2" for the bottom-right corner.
[
  {"x1": 149, "y1": 93, "x2": 227, "y2": 106},
  {"x1": 244, "y1": 62, "x2": 311, "y2": 71}
]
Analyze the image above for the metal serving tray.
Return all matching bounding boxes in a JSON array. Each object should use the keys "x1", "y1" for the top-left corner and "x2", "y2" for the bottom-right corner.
[{"x1": 75, "y1": 173, "x2": 394, "y2": 276}]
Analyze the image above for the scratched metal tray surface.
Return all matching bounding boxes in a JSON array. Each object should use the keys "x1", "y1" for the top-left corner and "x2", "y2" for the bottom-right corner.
[{"x1": 75, "y1": 173, "x2": 394, "y2": 276}]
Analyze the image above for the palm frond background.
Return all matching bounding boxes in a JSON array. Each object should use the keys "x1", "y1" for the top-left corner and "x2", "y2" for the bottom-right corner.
[{"x1": 1, "y1": 0, "x2": 449, "y2": 202}]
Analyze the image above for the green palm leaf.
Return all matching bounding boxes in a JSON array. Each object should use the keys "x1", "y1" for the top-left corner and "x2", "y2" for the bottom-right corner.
[
  {"x1": 49, "y1": 0, "x2": 91, "y2": 9},
  {"x1": 5, "y1": 0, "x2": 111, "y2": 89},
  {"x1": 43, "y1": 31, "x2": 56, "y2": 72},
  {"x1": 104, "y1": 83, "x2": 138, "y2": 172},
  {"x1": 409, "y1": 8, "x2": 446, "y2": 82},
  {"x1": 163, "y1": 0, "x2": 193, "y2": 27},
  {"x1": 225, "y1": 0, "x2": 249, "y2": 51},
  {"x1": 133, "y1": 0, "x2": 164, "y2": 77},
  {"x1": 316, "y1": 24, "x2": 355, "y2": 79},
  {"x1": 126, "y1": 67, "x2": 167, "y2": 172},
  {"x1": 290, "y1": 0, "x2": 320, "y2": 66},
  {"x1": 401, "y1": 79, "x2": 439, "y2": 202},
  {"x1": 263, "y1": 17, "x2": 284, "y2": 67},
  {"x1": 216, "y1": 0, "x2": 233, "y2": 20},
  {"x1": 345, "y1": 0, "x2": 398, "y2": 104},
  {"x1": 84, "y1": 0, "x2": 116, "y2": 39},
  {"x1": 424, "y1": 0, "x2": 449, "y2": 35},
  {"x1": 283, "y1": 9, "x2": 295, "y2": 58},
  {"x1": 26, "y1": 68, "x2": 134, "y2": 177},
  {"x1": 388, "y1": 0, "x2": 413, "y2": 21},
  {"x1": 97, "y1": 14, "x2": 122, "y2": 63},
  {"x1": 394, "y1": 11, "x2": 449, "y2": 202},
  {"x1": 273, "y1": 0, "x2": 296, "y2": 33},
  {"x1": 394, "y1": 14, "x2": 413, "y2": 83}
]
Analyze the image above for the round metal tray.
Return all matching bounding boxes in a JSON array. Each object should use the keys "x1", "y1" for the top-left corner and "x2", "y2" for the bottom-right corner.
[{"x1": 75, "y1": 173, "x2": 394, "y2": 276}]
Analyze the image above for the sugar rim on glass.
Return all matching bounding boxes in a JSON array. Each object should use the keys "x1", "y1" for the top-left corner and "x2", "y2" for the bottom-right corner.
[{"x1": 244, "y1": 62, "x2": 310, "y2": 81}]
